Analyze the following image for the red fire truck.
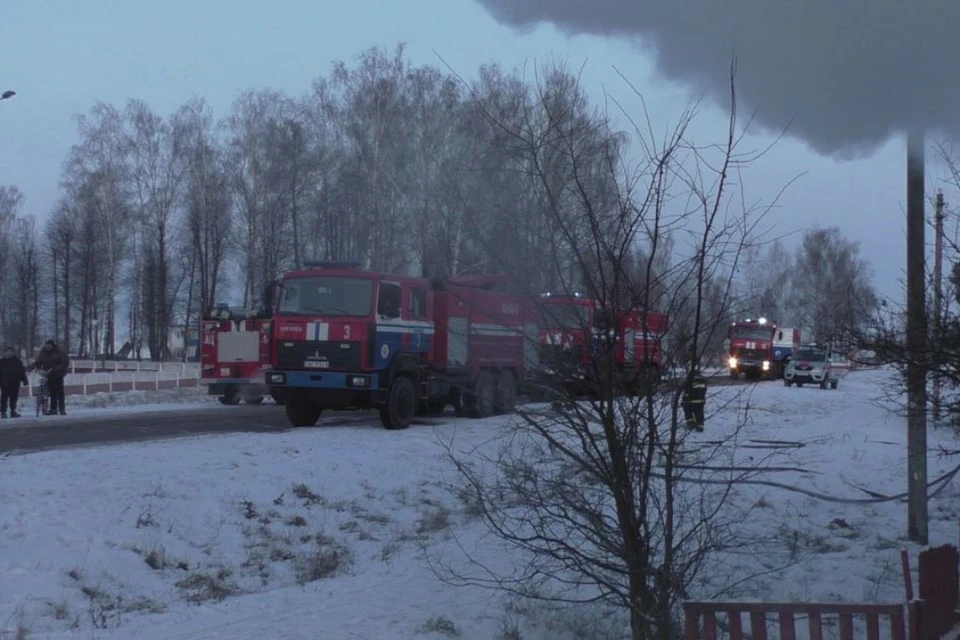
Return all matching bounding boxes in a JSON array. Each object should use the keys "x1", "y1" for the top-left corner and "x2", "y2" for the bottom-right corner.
[
  {"x1": 265, "y1": 262, "x2": 540, "y2": 429},
  {"x1": 200, "y1": 305, "x2": 285, "y2": 405},
  {"x1": 537, "y1": 293, "x2": 669, "y2": 393}
]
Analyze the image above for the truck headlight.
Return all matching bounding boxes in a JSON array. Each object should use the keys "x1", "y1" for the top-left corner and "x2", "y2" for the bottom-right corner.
[
  {"x1": 268, "y1": 373, "x2": 285, "y2": 384},
  {"x1": 728, "y1": 357, "x2": 738, "y2": 368},
  {"x1": 762, "y1": 361, "x2": 770, "y2": 371}
]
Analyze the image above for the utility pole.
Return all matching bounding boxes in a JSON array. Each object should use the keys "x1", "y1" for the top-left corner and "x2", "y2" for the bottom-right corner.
[
  {"x1": 933, "y1": 191, "x2": 945, "y2": 423},
  {"x1": 906, "y1": 129, "x2": 929, "y2": 545}
]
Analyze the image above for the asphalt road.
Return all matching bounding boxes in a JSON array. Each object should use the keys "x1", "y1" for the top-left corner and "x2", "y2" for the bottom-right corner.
[
  {"x1": 0, "y1": 373, "x2": 754, "y2": 456},
  {"x1": 0, "y1": 404, "x2": 384, "y2": 456}
]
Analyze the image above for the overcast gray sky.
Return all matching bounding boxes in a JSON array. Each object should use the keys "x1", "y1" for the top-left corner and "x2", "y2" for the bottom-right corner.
[{"x1": 1, "y1": 0, "x2": 947, "y2": 304}]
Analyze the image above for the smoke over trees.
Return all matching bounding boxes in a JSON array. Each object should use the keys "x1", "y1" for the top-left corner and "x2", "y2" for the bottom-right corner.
[{"x1": 475, "y1": 0, "x2": 960, "y2": 156}]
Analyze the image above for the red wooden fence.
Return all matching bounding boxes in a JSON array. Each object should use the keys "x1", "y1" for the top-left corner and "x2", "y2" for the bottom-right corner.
[{"x1": 683, "y1": 601, "x2": 910, "y2": 640}]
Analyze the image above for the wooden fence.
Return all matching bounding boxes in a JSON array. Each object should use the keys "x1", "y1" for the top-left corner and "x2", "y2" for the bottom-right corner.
[
  {"x1": 684, "y1": 542, "x2": 959, "y2": 640},
  {"x1": 684, "y1": 601, "x2": 911, "y2": 640}
]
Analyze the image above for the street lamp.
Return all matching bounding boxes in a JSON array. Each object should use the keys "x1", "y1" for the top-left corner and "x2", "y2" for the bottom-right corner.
[{"x1": 1, "y1": 90, "x2": 16, "y2": 101}]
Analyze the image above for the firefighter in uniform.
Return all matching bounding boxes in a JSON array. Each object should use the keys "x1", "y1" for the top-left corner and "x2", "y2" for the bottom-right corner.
[{"x1": 682, "y1": 347, "x2": 706, "y2": 431}]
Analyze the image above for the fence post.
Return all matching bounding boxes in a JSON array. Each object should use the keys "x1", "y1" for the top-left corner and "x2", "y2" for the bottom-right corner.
[
  {"x1": 909, "y1": 600, "x2": 923, "y2": 640},
  {"x1": 83, "y1": 375, "x2": 87, "y2": 396},
  {"x1": 902, "y1": 549, "x2": 914, "y2": 601}
]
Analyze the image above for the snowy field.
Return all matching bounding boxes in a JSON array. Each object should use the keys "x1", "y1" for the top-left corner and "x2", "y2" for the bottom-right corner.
[{"x1": 1, "y1": 368, "x2": 958, "y2": 639}]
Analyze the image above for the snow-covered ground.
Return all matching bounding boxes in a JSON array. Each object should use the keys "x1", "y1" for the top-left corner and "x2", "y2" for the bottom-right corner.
[{"x1": 0, "y1": 368, "x2": 958, "y2": 639}]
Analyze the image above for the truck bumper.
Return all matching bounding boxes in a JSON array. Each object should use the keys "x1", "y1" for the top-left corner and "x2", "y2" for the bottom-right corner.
[{"x1": 265, "y1": 370, "x2": 388, "y2": 405}]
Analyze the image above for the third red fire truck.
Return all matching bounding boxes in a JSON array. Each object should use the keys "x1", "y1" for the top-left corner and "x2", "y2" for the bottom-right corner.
[
  {"x1": 537, "y1": 293, "x2": 669, "y2": 393},
  {"x1": 265, "y1": 262, "x2": 540, "y2": 429}
]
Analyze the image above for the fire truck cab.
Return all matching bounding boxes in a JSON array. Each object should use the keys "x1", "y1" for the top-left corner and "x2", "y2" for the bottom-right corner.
[
  {"x1": 265, "y1": 262, "x2": 539, "y2": 429},
  {"x1": 200, "y1": 304, "x2": 280, "y2": 405},
  {"x1": 538, "y1": 293, "x2": 668, "y2": 395}
]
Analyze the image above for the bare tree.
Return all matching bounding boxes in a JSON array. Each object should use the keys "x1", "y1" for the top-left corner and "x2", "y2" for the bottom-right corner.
[
  {"x1": 10, "y1": 216, "x2": 40, "y2": 353},
  {"x1": 224, "y1": 89, "x2": 295, "y2": 309},
  {"x1": 125, "y1": 99, "x2": 186, "y2": 359},
  {"x1": 0, "y1": 186, "x2": 24, "y2": 345},
  {"x1": 431, "y1": 65, "x2": 789, "y2": 639},
  {"x1": 790, "y1": 226, "x2": 877, "y2": 344},
  {"x1": 329, "y1": 44, "x2": 412, "y2": 272},
  {"x1": 65, "y1": 102, "x2": 132, "y2": 356},
  {"x1": 739, "y1": 238, "x2": 795, "y2": 324},
  {"x1": 47, "y1": 202, "x2": 76, "y2": 351},
  {"x1": 180, "y1": 97, "x2": 231, "y2": 324}
]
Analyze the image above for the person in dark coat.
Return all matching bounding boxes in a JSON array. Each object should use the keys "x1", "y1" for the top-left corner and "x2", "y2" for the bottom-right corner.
[
  {"x1": 0, "y1": 347, "x2": 28, "y2": 418},
  {"x1": 682, "y1": 346, "x2": 706, "y2": 431},
  {"x1": 33, "y1": 340, "x2": 70, "y2": 415}
]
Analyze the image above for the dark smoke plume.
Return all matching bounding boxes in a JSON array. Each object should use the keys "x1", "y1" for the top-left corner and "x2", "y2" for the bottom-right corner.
[{"x1": 477, "y1": 0, "x2": 957, "y2": 156}]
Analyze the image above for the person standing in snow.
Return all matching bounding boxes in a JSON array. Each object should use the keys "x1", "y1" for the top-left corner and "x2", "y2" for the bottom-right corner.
[
  {"x1": 33, "y1": 339, "x2": 70, "y2": 416},
  {"x1": 681, "y1": 345, "x2": 706, "y2": 431},
  {"x1": 0, "y1": 347, "x2": 28, "y2": 418}
]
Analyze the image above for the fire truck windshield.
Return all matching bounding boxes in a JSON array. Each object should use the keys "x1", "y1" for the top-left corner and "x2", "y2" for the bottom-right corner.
[
  {"x1": 730, "y1": 326, "x2": 773, "y2": 341},
  {"x1": 277, "y1": 276, "x2": 374, "y2": 316},
  {"x1": 542, "y1": 303, "x2": 590, "y2": 329}
]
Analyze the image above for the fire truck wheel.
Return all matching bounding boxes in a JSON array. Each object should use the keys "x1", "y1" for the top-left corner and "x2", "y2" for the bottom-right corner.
[
  {"x1": 470, "y1": 370, "x2": 497, "y2": 419},
  {"x1": 495, "y1": 370, "x2": 517, "y2": 414},
  {"x1": 285, "y1": 399, "x2": 322, "y2": 427},
  {"x1": 380, "y1": 376, "x2": 416, "y2": 430}
]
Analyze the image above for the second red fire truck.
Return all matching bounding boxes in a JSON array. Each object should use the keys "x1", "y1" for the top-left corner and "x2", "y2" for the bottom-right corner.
[{"x1": 265, "y1": 262, "x2": 540, "y2": 429}]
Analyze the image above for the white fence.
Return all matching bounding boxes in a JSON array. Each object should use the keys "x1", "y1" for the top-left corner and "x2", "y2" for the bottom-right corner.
[
  {"x1": 63, "y1": 360, "x2": 200, "y2": 375},
  {"x1": 24, "y1": 368, "x2": 202, "y2": 397}
]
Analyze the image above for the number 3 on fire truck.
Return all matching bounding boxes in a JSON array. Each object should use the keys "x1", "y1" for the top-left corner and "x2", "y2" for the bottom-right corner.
[{"x1": 343, "y1": 325, "x2": 351, "y2": 340}]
